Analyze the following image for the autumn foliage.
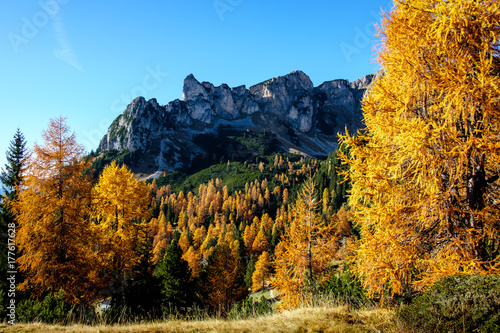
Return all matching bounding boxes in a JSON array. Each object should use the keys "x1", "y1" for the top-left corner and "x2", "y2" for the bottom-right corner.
[
  {"x1": 7, "y1": 1, "x2": 500, "y2": 321},
  {"x1": 92, "y1": 161, "x2": 150, "y2": 289},
  {"x1": 200, "y1": 242, "x2": 247, "y2": 312},
  {"x1": 272, "y1": 179, "x2": 339, "y2": 309},
  {"x1": 13, "y1": 117, "x2": 100, "y2": 304},
  {"x1": 11, "y1": 115, "x2": 338, "y2": 310},
  {"x1": 251, "y1": 251, "x2": 271, "y2": 293},
  {"x1": 340, "y1": 0, "x2": 500, "y2": 297}
]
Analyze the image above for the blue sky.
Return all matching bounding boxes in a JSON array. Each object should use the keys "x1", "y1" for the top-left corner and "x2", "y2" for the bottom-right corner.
[{"x1": 0, "y1": 0, "x2": 393, "y2": 170}]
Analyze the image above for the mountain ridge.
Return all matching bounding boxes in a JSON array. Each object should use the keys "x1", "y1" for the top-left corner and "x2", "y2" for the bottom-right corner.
[{"x1": 97, "y1": 70, "x2": 380, "y2": 178}]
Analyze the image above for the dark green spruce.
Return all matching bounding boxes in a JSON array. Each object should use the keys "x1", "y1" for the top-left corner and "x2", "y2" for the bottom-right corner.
[
  {"x1": 155, "y1": 232, "x2": 197, "y2": 311},
  {"x1": 0, "y1": 128, "x2": 27, "y2": 316}
]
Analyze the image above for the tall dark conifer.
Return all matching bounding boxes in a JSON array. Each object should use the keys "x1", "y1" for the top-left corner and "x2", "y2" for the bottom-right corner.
[
  {"x1": 0, "y1": 128, "x2": 27, "y2": 200},
  {"x1": 120, "y1": 231, "x2": 161, "y2": 317},
  {"x1": 155, "y1": 235, "x2": 196, "y2": 310},
  {"x1": 0, "y1": 128, "x2": 27, "y2": 314}
]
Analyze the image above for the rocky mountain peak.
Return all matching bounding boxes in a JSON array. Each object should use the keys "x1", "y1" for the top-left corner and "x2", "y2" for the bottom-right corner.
[
  {"x1": 182, "y1": 74, "x2": 208, "y2": 101},
  {"x1": 98, "y1": 71, "x2": 378, "y2": 177}
]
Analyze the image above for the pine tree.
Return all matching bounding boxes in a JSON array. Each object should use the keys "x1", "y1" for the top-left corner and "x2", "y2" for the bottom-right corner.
[
  {"x1": 155, "y1": 235, "x2": 196, "y2": 310},
  {"x1": 0, "y1": 128, "x2": 27, "y2": 200},
  {"x1": 245, "y1": 254, "x2": 256, "y2": 289},
  {"x1": 340, "y1": 0, "x2": 500, "y2": 297},
  {"x1": 121, "y1": 232, "x2": 161, "y2": 316},
  {"x1": 0, "y1": 128, "x2": 27, "y2": 316}
]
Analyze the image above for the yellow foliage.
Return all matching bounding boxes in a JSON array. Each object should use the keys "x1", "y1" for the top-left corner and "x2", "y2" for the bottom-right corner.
[
  {"x1": 340, "y1": 0, "x2": 500, "y2": 297},
  {"x1": 92, "y1": 161, "x2": 150, "y2": 279},
  {"x1": 243, "y1": 224, "x2": 257, "y2": 251},
  {"x1": 182, "y1": 245, "x2": 202, "y2": 277},
  {"x1": 252, "y1": 251, "x2": 272, "y2": 292},
  {"x1": 252, "y1": 227, "x2": 269, "y2": 254},
  {"x1": 178, "y1": 228, "x2": 190, "y2": 253},
  {"x1": 271, "y1": 179, "x2": 339, "y2": 309},
  {"x1": 202, "y1": 242, "x2": 246, "y2": 312},
  {"x1": 14, "y1": 117, "x2": 100, "y2": 304},
  {"x1": 193, "y1": 226, "x2": 207, "y2": 248}
]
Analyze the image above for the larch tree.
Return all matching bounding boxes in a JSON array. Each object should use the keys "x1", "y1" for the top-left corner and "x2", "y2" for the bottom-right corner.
[
  {"x1": 178, "y1": 228, "x2": 190, "y2": 253},
  {"x1": 13, "y1": 117, "x2": 100, "y2": 304},
  {"x1": 92, "y1": 161, "x2": 150, "y2": 293},
  {"x1": 200, "y1": 242, "x2": 247, "y2": 313},
  {"x1": 340, "y1": 0, "x2": 500, "y2": 297},
  {"x1": 252, "y1": 227, "x2": 269, "y2": 254},
  {"x1": 251, "y1": 251, "x2": 272, "y2": 293},
  {"x1": 182, "y1": 245, "x2": 202, "y2": 278},
  {"x1": 271, "y1": 179, "x2": 338, "y2": 309}
]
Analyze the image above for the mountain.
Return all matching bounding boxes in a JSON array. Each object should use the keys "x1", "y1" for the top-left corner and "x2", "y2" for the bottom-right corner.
[{"x1": 97, "y1": 70, "x2": 379, "y2": 178}]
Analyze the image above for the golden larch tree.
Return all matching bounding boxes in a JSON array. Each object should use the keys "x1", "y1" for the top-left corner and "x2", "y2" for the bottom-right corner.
[
  {"x1": 243, "y1": 223, "x2": 257, "y2": 251},
  {"x1": 252, "y1": 251, "x2": 272, "y2": 293},
  {"x1": 335, "y1": 204, "x2": 351, "y2": 239},
  {"x1": 14, "y1": 116, "x2": 99, "y2": 304},
  {"x1": 252, "y1": 227, "x2": 269, "y2": 254},
  {"x1": 92, "y1": 161, "x2": 150, "y2": 289},
  {"x1": 182, "y1": 245, "x2": 202, "y2": 278},
  {"x1": 178, "y1": 228, "x2": 191, "y2": 253},
  {"x1": 340, "y1": 0, "x2": 500, "y2": 297},
  {"x1": 271, "y1": 179, "x2": 339, "y2": 309},
  {"x1": 201, "y1": 242, "x2": 247, "y2": 312}
]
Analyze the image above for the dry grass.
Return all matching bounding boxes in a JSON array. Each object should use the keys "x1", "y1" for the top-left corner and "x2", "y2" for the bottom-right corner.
[{"x1": 0, "y1": 306, "x2": 400, "y2": 333}]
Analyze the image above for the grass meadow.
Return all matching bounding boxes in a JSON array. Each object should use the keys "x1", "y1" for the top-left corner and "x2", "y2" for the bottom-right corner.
[{"x1": 0, "y1": 306, "x2": 400, "y2": 333}]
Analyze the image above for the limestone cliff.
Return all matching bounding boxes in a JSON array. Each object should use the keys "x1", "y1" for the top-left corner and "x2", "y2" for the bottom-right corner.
[{"x1": 98, "y1": 70, "x2": 381, "y2": 177}]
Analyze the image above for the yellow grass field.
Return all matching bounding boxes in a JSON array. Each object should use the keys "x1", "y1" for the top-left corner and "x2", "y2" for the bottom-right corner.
[{"x1": 0, "y1": 306, "x2": 400, "y2": 333}]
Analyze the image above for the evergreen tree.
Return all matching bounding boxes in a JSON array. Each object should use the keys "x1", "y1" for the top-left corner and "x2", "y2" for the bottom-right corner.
[
  {"x1": 120, "y1": 231, "x2": 161, "y2": 317},
  {"x1": 0, "y1": 128, "x2": 27, "y2": 316},
  {"x1": 155, "y1": 235, "x2": 196, "y2": 310},
  {"x1": 244, "y1": 254, "x2": 256, "y2": 289},
  {"x1": 0, "y1": 128, "x2": 27, "y2": 200}
]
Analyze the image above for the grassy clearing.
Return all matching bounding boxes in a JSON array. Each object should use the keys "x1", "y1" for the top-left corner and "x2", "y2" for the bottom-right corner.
[{"x1": 0, "y1": 306, "x2": 399, "y2": 333}]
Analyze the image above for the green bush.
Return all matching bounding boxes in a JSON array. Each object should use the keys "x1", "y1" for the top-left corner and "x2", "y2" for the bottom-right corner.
[
  {"x1": 17, "y1": 289, "x2": 75, "y2": 324},
  {"x1": 321, "y1": 269, "x2": 371, "y2": 309},
  {"x1": 397, "y1": 274, "x2": 500, "y2": 333},
  {"x1": 227, "y1": 296, "x2": 275, "y2": 320}
]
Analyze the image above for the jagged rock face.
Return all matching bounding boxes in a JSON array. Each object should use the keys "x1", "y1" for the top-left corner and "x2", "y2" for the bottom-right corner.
[
  {"x1": 101, "y1": 97, "x2": 170, "y2": 153},
  {"x1": 98, "y1": 70, "x2": 379, "y2": 176}
]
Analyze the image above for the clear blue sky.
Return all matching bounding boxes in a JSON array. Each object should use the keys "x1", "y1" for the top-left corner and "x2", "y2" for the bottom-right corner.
[{"x1": 0, "y1": 0, "x2": 393, "y2": 170}]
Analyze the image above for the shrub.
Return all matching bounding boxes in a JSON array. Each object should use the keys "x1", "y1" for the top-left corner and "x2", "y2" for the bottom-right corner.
[
  {"x1": 17, "y1": 289, "x2": 75, "y2": 324},
  {"x1": 397, "y1": 274, "x2": 500, "y2": 333},
  {"x1": 321, "y1": 269, "x2": 371, "y2": 309},
  {"x1": 227, "y1": 296, "x2": 275, "y2": 320}
]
